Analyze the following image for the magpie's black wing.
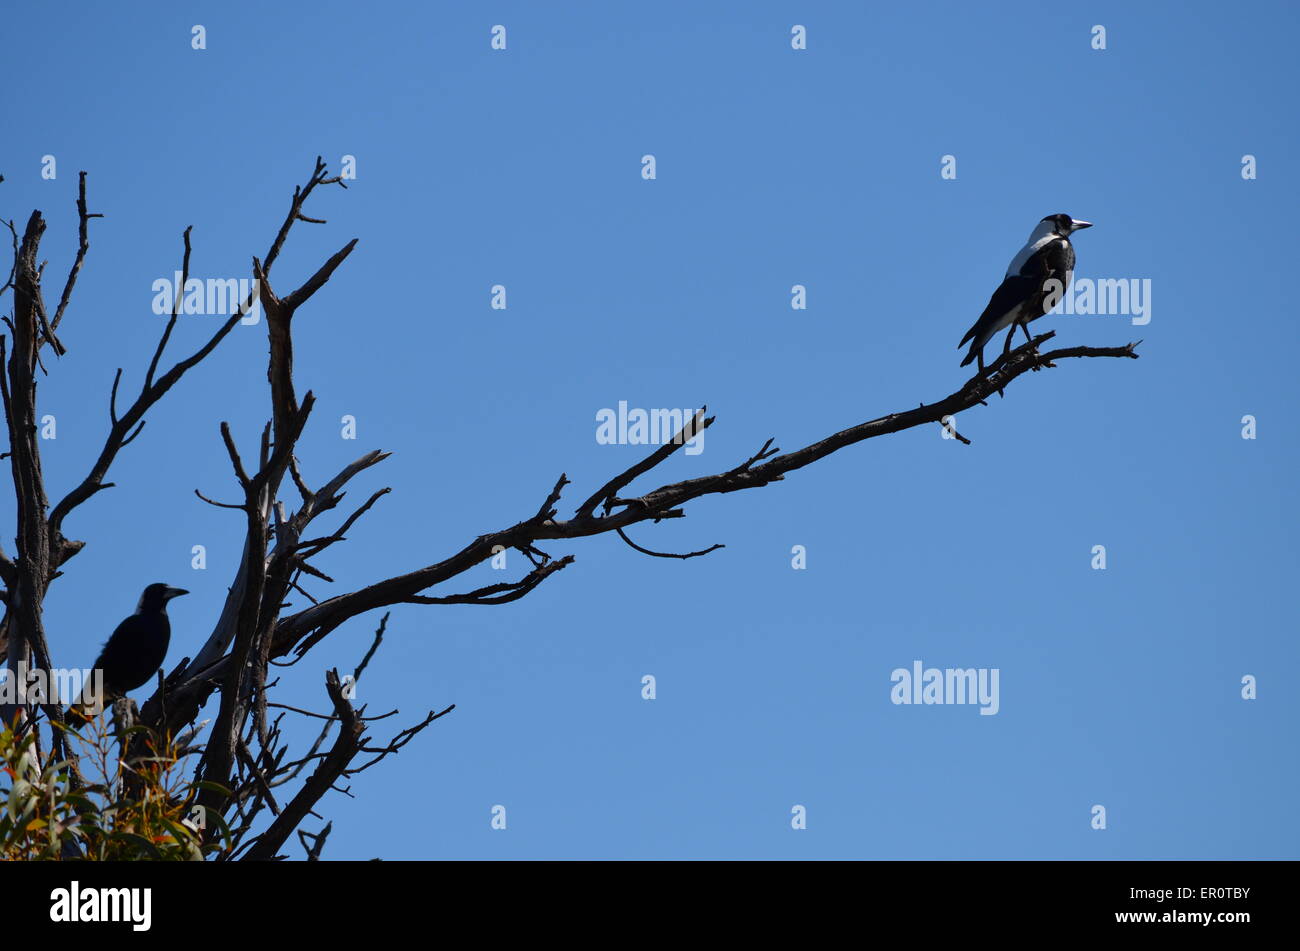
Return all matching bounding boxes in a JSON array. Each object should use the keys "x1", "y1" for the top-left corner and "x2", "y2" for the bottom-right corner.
[{"x1": 958, "y1": 273, "x2": 1040, "y2": 349}]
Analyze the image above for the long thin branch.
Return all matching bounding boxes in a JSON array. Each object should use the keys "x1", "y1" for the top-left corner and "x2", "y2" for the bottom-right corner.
[
  {"x1": 47, "y1": 170, "x2": 102, "y2": 350},
  {"x1": 144, "y1": 225, "x2": 192, "y2": 390}
]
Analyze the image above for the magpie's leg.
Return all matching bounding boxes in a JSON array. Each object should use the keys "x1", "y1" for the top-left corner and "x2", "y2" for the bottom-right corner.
[{"x1": 1019, "y1": 320, "x2": 1044, "y2": 370}]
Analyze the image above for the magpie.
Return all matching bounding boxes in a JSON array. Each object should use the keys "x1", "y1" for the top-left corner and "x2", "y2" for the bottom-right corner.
[
  {"x1": 958, "y1": 213, "x2": 1093, "y2": 372},
  {"x1": 70, "y1": 583, "x2": 187, "y2": 719}
]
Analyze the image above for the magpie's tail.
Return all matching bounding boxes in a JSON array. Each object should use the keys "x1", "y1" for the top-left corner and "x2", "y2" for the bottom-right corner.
[{"x1": 959, "y1": 347, "x2": 977, "y2": 368}]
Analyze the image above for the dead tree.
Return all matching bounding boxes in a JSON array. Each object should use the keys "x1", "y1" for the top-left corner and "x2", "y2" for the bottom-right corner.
[{"x1": 0, "y1": 160, "x2": 1141, "y2": 859}]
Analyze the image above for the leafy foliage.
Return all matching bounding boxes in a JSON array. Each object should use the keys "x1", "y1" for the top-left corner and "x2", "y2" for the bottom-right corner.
[{"x1": 0, "y1": 717, "x2": 228, "y2": 860}]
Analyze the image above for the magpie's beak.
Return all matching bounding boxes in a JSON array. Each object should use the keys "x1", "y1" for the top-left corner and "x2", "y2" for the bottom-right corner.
[
  {"x1": 1070, "y1": 219, "x2": 1093, "y2": 231},
  {"x1": 164, "y1": 587, "x2": 189, "y2": 600}
]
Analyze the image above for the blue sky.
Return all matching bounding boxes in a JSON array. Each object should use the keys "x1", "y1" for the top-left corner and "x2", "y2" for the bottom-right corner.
[{"x1": 3, "y1": 1, "x2": 1297, "y2": 858}]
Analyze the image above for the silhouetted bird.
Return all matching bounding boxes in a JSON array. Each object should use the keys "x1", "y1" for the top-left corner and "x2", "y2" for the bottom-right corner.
[
  {"x1": 959, "y1": 213, "x2": 1092, "y2": 372},
  {"x1": 70, "y1": 583, "x2": 187, "y2": 718}
]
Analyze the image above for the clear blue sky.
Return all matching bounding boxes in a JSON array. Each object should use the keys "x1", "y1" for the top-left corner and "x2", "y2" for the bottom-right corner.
[{"x1": 3, "y1": 1, "x2": 1297, "y2": 859}]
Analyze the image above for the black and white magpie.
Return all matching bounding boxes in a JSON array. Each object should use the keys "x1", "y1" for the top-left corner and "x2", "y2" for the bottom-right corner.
[
  {"x1": 958, "y1": 213, "x2": 1092, "y2": 372},
  {"x1": 71, "y1": 582, "x2": 187, "y2": 718}
]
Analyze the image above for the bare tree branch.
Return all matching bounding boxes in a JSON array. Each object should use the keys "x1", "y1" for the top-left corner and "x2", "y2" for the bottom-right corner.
[
  {"x1": 239, "y1": 669, "x2": 364, "y2": 861},
  {"x1": 297, "y1": 821, "x2": 331, "y2": 861},
  {"x1": 47, "y1": 170, "x2": 101, "y2": 348},
  {"x1": 615, "y1": 526, "x2": 724, "y2": 560}
]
